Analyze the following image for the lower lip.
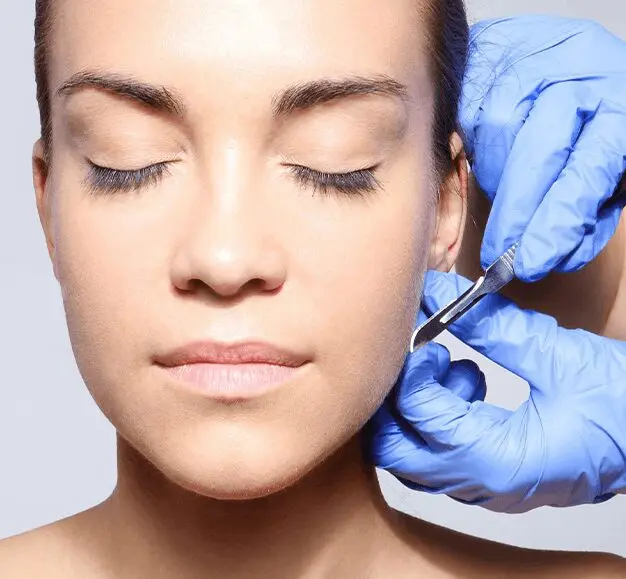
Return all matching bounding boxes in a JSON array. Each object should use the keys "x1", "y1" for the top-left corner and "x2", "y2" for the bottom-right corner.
[{"x1": 160, "y1": 362, "x2": 302, "y2": 399}]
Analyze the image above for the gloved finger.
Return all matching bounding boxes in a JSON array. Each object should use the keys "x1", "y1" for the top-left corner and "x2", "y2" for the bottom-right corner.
[
  {"x1": 479, "y1": 82, "x2": 593, "y2": 270},
  {"x1": 365, "y1": 340, "x2": 444, "y2": 455},
  {"x1": 469, "y1": 72, "x2": 532, "y2": 201},
  {"x1": 414, "y1": 306, "x2": 429, "y2": 328},
  {"x1": 458, "y1": 17, "x2": 519, "y2": 159},
  {"x1": 556, "y1": 201, "x2": 625, "y2": 273},
  {"x1": 517, "y1": 100, "x2": 626, "y2": 280},
  {"x1": 371, "y1": 385, "x2": 483, "y2": 496},
  {"x1": 367, "y1": 375, "x2": 435, "y2": 474},
  {"x1": 371, "y1": 342, "x2": 515, "y2": 504},
  {"x1": 374, "y1": 385, "x2": 515, "y2": 509},
  {"x1": 462, "y1": 16, "x2": 585, "y2": 185},
  {"x1": 366, "y1": 394, "x2": 427, "y2": 456},
  {"x1": 399, "y1": 349, "x2": 512, "y2": 443},
  {"x1": 443, "y1": 359, "x2": 487, "y2": 403},
  {"x1": 387, "y1": 465, "x2": 497, "y2": 504},
  {"x1": 396, "y1": 340, "x2": 452, "y2": 398},
  {"x1": 424, "y1": 269, "x2": 626, "y2": 395},
  {"x1": 372, "y1": 357, "x2": 487, "y2": 445},
  {"x1": 421, "y1": 270, "x2": 570, "y2": 394},
  {"x1": 413, "y1": 308, "x2": 487, "y2": 404},
  {"x1": 369, "y1": 412, "x2": 454, "y2": 497},
  {"x1": 368, "y1": 324, "x2": 484, "y2": 452},
  {"x1": 396, "y1": 345, "x2": 484, "y2": 449}
]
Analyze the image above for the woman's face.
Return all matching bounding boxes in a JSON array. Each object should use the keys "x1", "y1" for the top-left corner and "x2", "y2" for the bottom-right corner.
[{"x1": 34, "y1": 0, "x2": 465, "y2": 498}]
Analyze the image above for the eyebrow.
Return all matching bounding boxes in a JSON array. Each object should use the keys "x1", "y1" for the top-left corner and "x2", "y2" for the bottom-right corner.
[
  {"x1": 56, "y1": 70, "x2": 186, "y2": 118},
  {"x1": 56, "y1": 70, "x2": 410, "y2": 120},
  {"x1": 271, "y1": 74, "x2": 410, "y2": 116}
]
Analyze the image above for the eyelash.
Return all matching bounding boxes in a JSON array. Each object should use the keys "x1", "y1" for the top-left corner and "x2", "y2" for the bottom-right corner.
[
  {"x1": 84, "y1": 160, "x2": 381, "y2": 197},
  {"x1": 288, "y1": 164, "x2": 381, "y2": 197},
  {"x1": 85, "y1": 160, "x2": 172, "y2": 195}
]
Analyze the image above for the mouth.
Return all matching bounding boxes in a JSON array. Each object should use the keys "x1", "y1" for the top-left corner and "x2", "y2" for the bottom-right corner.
[{"x1": 153, "y1": 340, "x2": 311, "y2": 400}]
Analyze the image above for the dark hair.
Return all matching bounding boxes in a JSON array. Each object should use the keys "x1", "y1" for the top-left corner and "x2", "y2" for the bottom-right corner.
[
  {"x1": 34, "y1": 0, "x2": 468, "y2": 175},
  {"x1": 423, "y1": 0, "x2": 469, "y2": 176}
]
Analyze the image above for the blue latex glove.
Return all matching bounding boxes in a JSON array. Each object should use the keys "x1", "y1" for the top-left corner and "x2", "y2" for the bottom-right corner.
[
  {"x1": 369, "y1": 270, "x2": 626, "y2": 513},
  {"x1": 461, "y1": 15, "x2": 626, "y2": 281}
]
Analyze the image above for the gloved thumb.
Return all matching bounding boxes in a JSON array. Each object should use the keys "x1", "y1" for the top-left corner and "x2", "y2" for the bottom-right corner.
[{"x1": 396, "y1": 342, "x2": 484, "y2": 451}]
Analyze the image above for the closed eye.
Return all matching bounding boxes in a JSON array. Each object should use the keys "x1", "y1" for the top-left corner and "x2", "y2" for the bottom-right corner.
[
  {"x1": 287, "y1": 164, "x2": 381, "y2": 197},
  {"x1": 84, "y1": 160, "x2": 173, "y2": 195},
  {"x1": 84, "y1": 159, "x2": 381, "y2": 197}
]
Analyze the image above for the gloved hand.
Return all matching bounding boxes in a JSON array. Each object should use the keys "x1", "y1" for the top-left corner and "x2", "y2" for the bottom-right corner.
[
  {"x1": 368, "y1": 270, "x2": 626, "y2": 513},
  {"x1": 460, "y1": 15, "x2": 626, "y2": 281}
]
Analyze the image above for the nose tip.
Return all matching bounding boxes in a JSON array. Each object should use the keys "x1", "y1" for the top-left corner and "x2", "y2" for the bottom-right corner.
[
  {"x1": 180, "y1": 263, "x2": 284, "y2": 298},
  {"x1": 171, "y1": 234, "x2": 287, "y2": 299}
]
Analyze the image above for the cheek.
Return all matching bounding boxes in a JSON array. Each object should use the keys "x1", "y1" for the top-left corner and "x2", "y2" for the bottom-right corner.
[
  {"x1": 49, "y1": 182, "x2": 165, "y2": 412},
  {"x1": 300, "y1": 172, "x2": 436, "y2": 427}
]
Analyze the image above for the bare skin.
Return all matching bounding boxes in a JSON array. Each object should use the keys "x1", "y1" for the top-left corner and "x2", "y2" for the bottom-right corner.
[{"x1": 2, "y1": 0, "x2": 625, "y2": 576}]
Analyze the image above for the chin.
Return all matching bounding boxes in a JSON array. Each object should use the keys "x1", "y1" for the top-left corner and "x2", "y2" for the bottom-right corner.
[
  {"x1": 161, "y1": 453, "x2": 313, "y2": 501},
  {"x1": 180, "y1": 477, "x2": 300, "y2": 501},
  {"x1": 142, "y1": 427, "x2": 326, "y2": 501}
]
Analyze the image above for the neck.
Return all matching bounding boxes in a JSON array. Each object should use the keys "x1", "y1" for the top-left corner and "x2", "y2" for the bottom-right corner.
[{"x1": 94, "y1": 433, "x2": 415, "y2": 578}]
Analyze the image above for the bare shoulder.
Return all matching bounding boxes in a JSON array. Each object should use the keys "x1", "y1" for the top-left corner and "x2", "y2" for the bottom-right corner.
[
  {"x1": 0, "y1": 521, "x2": 72, "y2": 578},
  {"x1": 0, "y1": 507, "x2": 108, "y2": 579},
  {"x1": 396, "y1": 511, "x2": 626, "y2": 578}
]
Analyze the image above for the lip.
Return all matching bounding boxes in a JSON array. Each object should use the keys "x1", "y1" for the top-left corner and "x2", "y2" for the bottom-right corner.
[
  {"x1": 153, "y1": 340, "x2": 310, "y2": 400},
  {"x1": 153, "y1": 340, "x2": 310, "y2": 368}
]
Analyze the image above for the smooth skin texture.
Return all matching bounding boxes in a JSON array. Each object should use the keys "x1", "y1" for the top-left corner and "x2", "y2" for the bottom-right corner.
[{"x1": 0, "y1": 0, "x2": 623, "y2": 577}]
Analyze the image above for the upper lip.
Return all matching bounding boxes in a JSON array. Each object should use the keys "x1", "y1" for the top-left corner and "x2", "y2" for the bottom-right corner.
[{"x1": 153, "y1": 340, "x2": 310, "y2": 368}]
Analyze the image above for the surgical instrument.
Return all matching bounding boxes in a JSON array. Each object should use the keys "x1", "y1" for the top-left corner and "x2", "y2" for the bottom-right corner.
[{"x1": 409, "y1": 243, "x2": 519, "y2": 352}]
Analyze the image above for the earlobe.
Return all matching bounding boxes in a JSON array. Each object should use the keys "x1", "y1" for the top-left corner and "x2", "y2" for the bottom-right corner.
[
  {"x1": 32, "y1": 140, "x2": 58, "y2": 279},
  {"x1": 428, "y1": 132, "x2": 468, "y2": 272}
]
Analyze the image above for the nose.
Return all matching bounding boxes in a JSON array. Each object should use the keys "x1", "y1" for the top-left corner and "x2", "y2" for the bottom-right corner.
[{"x1": 170, "y1": 155, "x2": 287, "y2": 299}]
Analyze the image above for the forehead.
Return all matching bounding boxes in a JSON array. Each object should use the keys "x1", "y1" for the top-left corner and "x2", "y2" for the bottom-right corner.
[{"x1": 49, "y1": 0, "x2": 431, "y2": 101}]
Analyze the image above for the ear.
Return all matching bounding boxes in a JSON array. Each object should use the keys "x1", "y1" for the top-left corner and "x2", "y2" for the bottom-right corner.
[
  {"x1": 428, "y1": 132, "x2": 468, "y2": 271},
  {"x1": 32, "y1": 140, "x2": 58, "y2": 279}
]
